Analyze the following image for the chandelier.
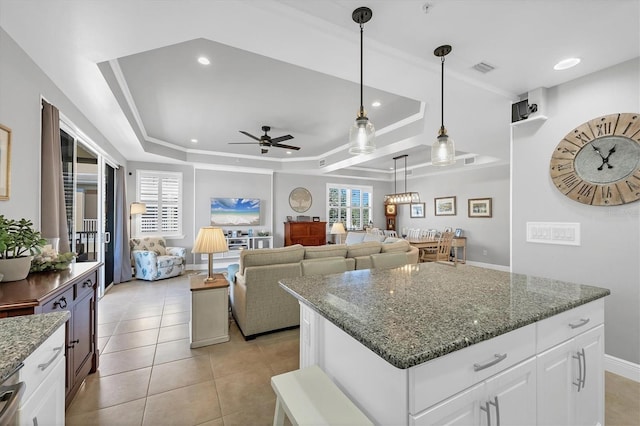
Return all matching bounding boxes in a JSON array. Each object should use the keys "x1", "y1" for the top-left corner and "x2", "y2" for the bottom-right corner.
[{"x1": 384, "y1": 155, "x2": 420, "y2": 204}]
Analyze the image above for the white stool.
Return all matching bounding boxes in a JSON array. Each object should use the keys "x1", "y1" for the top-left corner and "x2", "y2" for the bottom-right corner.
[{"x1": 270, "y1": 365, "x2": 373, "y2": 426}]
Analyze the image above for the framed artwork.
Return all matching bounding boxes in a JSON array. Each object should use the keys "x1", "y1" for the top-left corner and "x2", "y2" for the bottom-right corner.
[
  {"x1": 210, "y1": 198, "x2": 260, "y2": 225},
  {"x1": 468, "y1": 197, "x2": 492, "y2": 218},
  {"x1": 0, "y1": 124, "x2": 11, "y2": 200},
  {"x1": 289, "y1": 187, "x2": 312, "y2": 213},
  {"x1": 312, "y1": 216, "x2": 320, "y2": 222},
  {"x1": 286, "y1": 215, "x2": 293, "y2": 222},
  {"x1": 454, "y1": 228, "x2": 463, "y2": 237},
  {"x1": 410, "y1": 203, "x2": 425, "y2": 218},
  {"x1": 434, "y1": 196, "x2": 456, "y2": 216}
]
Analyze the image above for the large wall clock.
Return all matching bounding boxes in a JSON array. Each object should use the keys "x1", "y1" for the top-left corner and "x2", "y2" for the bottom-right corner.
[{"x1": 550, "y1": 112, "x2": 640, "y2": 206}]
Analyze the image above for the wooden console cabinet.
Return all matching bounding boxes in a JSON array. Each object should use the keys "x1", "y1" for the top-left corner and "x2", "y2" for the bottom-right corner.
[
  {"x1": 284, "y1": 221, "x2": 327, "y2": 246},
  {"x1": 0, "y1": 262, "x2": 101, "y2": 407}
]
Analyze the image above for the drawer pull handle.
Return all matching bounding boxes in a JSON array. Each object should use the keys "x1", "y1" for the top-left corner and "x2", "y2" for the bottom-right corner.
[
  {"x1": 37, "y1": 346, "x2": 63, "y2": 371},
  {"x1": 53, "y1": 297, "x2": 67, "y2": 309},
  {"x1": 474, "y1": 353, "x2": 507, "y2": 372},
  {"x1": 569, "y1": 318, "x2": 590, "y2": 329},
  {"x1": 480, "y1": 401, "x2": 491, "y2": 425},
  {"x1": 490, "y1": 396, "x2": 501, "y2": 426},
  {"x1": 82, "y1": 280, "x2": 92, "y2": 288}
]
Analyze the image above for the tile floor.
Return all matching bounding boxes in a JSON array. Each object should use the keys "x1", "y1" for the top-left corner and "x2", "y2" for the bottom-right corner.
[
  {"x1": 65, "y1": 272, "x2": 298, "y2": 425},
  {"x1": 66, "y1": 272, "x2": 640, "y2": 426}
]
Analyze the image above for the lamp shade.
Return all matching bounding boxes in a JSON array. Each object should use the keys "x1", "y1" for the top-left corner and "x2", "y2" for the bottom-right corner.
[
  {"x1": 348, "y1": 116, "x2": 376, "y2": 155},
  {"x1": 432, "y1": 132, "x2": 456, "y2": 166},
  {"x1": 192, "y1": 227, "x2": 229, "y2": 254},
  {"x1": 130, "y1": 202, "x2": 146, "y2": 215},
  {"x1": 330, "y1": 222, "x2": 346, "y2": 235}
]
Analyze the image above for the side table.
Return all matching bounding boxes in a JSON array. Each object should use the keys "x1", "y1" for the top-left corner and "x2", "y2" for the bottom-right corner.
[{"x1": 190, "y1": 274, "x2": 230, "y2": 348}]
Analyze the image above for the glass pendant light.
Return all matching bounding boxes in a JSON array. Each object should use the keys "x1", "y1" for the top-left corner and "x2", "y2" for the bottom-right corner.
[
  {"x1": 348, "y1": 7, "x2": 375, "y2": 155},
  {"x1": 432, "y1": 45, "x2": 456, "y2": 166}
]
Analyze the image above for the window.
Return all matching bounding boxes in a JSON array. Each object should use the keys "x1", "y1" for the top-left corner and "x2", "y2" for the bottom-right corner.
[
  {"x1": 327, "y1": 184, "x2": 372, "y2": 230},
  {"x1": 136, "y1": 170, "x2": 183, "y2": 237}
]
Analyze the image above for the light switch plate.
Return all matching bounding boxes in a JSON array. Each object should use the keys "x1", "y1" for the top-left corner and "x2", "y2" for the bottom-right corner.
[{"x1": 526, "y1": 222, "x2": 580, "y2": 246}]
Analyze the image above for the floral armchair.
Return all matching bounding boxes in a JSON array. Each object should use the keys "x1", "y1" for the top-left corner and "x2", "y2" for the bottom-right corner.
[{"x1": 130, "y1": 237, "x2": 186, "y2": 281}]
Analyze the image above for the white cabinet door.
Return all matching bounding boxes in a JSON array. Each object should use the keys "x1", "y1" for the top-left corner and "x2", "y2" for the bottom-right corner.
[
  {"x1": 412, "y1": 383, "x2": 484, "y2": 426},
  {"x1": 537, "y1": 339, "x2": 575, "y2": 425},
  {"x1": 574, "y1": 325, "x2": 604, "y2": 426},
  {"x1": 18, "y1": 355, "x2": 66, "y2": 426},
  {"x1": 485, "y1": 357, "x2": 537, "y2": 426},
  {"x1": 537, "y1": 324, "x2": 604, "y2": 426}
]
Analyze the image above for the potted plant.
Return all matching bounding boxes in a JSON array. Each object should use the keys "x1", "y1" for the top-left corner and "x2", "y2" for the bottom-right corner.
[{"x1": 0, "y1": 215, "x2": 46, "y2": 282}]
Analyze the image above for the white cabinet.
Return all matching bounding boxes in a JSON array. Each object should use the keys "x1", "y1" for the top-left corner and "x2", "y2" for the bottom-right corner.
[
  {"x1": 213, "y1": 235, "x2": 273, "y2": 260},
  {"x1": 18, "y1": 324, "x2": 66, "y2": 426},
  {"x1": 412, "y1": 358, "x2": 536, "y2": 426},
  {"x1": 190, "y1": 274, "x2": 230, "y2": 348},
  {"x1": 537, "y1": 324, "x2": 604, "y2": 426}
]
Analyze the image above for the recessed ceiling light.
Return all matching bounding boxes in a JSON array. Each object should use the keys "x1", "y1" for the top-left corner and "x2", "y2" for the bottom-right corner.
[
  {"x1": 197, "y1": 56, "x2": 210, "y2": 65},
  {"x1": 554, "y1": 57, "x2": 580, "y2": 70},
  {"x1": 190, "y1": 138, "x2": 198, "y2": 143},
  {"x1": 372, "y1": 100, "x2": 382, "y2": 107},
  {"x1": 286, "y1": 151, "x2": 292, "y2": 155}
]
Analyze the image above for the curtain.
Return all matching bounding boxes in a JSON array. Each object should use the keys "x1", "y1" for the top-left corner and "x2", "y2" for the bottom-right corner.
[
  {"x1": 113, "y1": 166, "x2": 132, "y2": 283},
  {"x1": 41, "y1": 100, "x2": 70, "y2": 253}
]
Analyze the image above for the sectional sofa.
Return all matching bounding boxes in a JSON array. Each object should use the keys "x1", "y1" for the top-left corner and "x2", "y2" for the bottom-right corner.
[{"x1": 230, "y1": 237, "x2": 419, "y2": 339}]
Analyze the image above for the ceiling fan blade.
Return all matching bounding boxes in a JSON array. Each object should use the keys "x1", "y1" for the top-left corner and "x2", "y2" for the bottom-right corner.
[
  {"x1": 270, "y1": 135, "x2": 294, "y2": 144},
  {"x1": 239, "y1": 131, "x2": 261, "y2": 141},
  {"x1": 228, "y1": 142, "x2": 259, "y2": 145},
  {"x1": 271, "y1": 143, "x2": 301, "y2": 150}
]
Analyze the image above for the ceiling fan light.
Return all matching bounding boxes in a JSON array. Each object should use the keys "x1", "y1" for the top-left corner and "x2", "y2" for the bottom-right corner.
[
  {"x1": 348, "y1": 116, "x2": 375, "y2": 154},
  {"x1": 432, "y1": 132, "x2": 455, "y2": 166}
]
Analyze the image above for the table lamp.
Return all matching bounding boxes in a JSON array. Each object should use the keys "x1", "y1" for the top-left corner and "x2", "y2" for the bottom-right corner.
[
  {"x1": 330, "y1": 222, "x2": 346, "y2": 244},
  {"x1": 192, "y1": 226, "x2": 229, "y2": 282},
  {"x1": 129, "y1": 202, "x2": 146, "y2": 238}
]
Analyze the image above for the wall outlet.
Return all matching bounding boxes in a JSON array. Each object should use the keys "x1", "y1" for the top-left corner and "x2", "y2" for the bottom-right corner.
[{"x1": 526, "y1": 222, "x2": 581, "y2": 246}]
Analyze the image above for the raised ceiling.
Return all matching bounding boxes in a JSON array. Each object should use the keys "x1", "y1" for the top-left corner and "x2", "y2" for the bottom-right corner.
[{"x1": 1, "y1": 0, "x2": 638, "y2": 180}]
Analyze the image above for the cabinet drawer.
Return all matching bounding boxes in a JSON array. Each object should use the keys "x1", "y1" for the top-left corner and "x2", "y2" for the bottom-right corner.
[
  {"x1": 536, "y1": 299, "x2": 604, "y2": 352},
  {"x1": 41, "y1": 287, "x2": 74, "y2": 314},
  {"x1": 409, "y1": 323, "x2": 536, "y2": 414},
  {"x1": 75, "y1": 270, "x2": 97, "y2": 300},
  {"x1": 19, "y1": 324, "x2": 65, "y2": 404}
]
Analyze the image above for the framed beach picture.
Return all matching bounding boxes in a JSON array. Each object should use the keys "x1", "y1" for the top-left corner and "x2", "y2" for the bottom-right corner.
[
  {"x1": 434, "y1": 196, "x2": 456, "y2": 216},
  {"x1": 410, "y1": 203, "x2": 425, "y2": 218},
  {"x1": 0, "y1": 124, "x2": 11, "y2": 200},
  {"x1": 210, "y1": 198, "x2": 261, "y2": 226},
  {"x1": 468, "y1": 197, "x2": 492, "y2": 218}
]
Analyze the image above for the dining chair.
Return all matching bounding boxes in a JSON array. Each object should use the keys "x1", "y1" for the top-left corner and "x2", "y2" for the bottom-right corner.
[
  {"x1": 420, "y1": 231, "x2": 455, "y2": 264},
  {"x1": 384, "y1": 230, "x2": 398, "y2": 237}
]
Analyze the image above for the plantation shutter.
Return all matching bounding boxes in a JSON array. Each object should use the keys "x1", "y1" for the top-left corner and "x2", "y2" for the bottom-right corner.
[{"x1": 137, "y1": 171, "x2": 182, "y2": 236}]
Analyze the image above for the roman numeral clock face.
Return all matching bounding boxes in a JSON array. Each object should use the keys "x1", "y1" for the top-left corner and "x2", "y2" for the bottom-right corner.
[{"x1": 550, "y1": 113, "x2": 640, "y2": 206}]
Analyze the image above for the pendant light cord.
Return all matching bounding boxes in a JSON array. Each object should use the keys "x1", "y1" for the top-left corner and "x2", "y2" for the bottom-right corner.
[
  {"x1": 359, "y1": 22, "x2": 364, "y2": 116},
  {"x1": 440, "y1": 55, "x2": 445, "y2": 130}
]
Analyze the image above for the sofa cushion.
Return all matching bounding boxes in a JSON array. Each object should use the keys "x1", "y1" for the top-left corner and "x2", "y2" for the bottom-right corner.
[
  {"x1": 363, "y1": 233, "x2": 386, "y2": 243},
  {"x1": 354, "y1": 255, "x2": 373, "y2": 270},
  {"x1": 130, "y1": 237, "x2": 167, "y2": 256},
  {"x1": 380, "y1": 240, "x2": 411, "y2": 253},
  {"x1": 239, "y1": 244, "x2": 305, "y2": 274},
  {"x1": 383, "y1": 237, "x2": 403, "y2": 244},
  {"x1": 304, "y1": 245, "x2": 348, "y2": 259},
  {"x1": 344, "y1": 232, "x2": 365, "y2": 245},
  {"x1": 346, "y1": 241, "x2": 382, "y2": 258},
  {"x1": 157, "y1": 255, "x2": 182, "y2": 268},
  {"x1": 301, "y1": 257, "x2": 349, "y2": 276}
]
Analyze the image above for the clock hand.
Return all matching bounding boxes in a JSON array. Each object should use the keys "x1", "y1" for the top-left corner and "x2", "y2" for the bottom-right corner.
[
  {"x1": 602, "y1": 145, "x2": 616, "y2": 169},
  {"x1": 592, "y1": 145, "x2": 605, "y2": 159}
]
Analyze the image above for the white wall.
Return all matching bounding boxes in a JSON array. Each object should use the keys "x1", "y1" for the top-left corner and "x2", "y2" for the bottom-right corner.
[
  {"x1": 0, "y1": 28, "x2": 125, "y2": 224},
  {"x1": 512, "y1": 58, "x2": 640, "y2": 364}
]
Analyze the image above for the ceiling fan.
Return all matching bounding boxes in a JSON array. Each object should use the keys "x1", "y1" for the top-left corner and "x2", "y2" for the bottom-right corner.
[{"x1": 229, "y1": 125, "x2": 300, "y2": 154}]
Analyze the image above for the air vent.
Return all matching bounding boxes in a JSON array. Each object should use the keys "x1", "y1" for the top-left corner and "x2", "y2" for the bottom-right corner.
[
  {"x1": 464, "y1": 157, "x2": 476, "y2": 165},
  {"x1": 319, "y1": 158, "x2": 326, "y2": 167},
  {"x1": 472, "y1": 62, "x2": 495, "y2": 73}
]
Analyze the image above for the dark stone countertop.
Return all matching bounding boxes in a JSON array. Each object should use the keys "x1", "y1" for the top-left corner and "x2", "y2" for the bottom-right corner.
[
  {"x1": 279, "y1": 263, "x2": 610, "y2": 369},
  {"x1": 0, "y1": 311, "x2": 70, "y2": 382}
]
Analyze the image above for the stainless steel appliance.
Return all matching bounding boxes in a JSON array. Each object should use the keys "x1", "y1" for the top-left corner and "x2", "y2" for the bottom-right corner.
[{"x1": 0, "y1": 364, "x2": 24, "y2": 426}]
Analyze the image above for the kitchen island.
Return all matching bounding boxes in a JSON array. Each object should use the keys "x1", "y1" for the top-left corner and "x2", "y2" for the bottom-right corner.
[{"x1": 280, "y1": 263, "x2": 610, "y2": 425}]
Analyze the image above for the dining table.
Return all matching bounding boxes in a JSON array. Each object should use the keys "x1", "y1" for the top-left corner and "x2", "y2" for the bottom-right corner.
[{"x1": 405, "y1": 237, "x2": 467, "y2": 264}]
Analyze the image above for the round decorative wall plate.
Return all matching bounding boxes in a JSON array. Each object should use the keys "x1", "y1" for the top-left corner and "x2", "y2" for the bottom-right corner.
[
  {"x1": 289, "y1": 187, "x2": 312, "y2": 213},
  {"x1": 550, "y1": 112, "x2": 640, "y2": 206}
]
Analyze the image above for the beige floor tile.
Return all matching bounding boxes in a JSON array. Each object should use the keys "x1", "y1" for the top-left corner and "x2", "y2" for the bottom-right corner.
[
  {"x1": 121, "y1": 305, "x2": 164, "y2": 320},
  {"x1": 97, "y1": 321, "x2": 118, "y2": 337},
  {"x1": 257, "y1": 337, "x2": 299, "y2": 367},
  {"x1": 97, "y1": 336, "x2": 109, "y2": 353},
  {"x1": 268, "y1": 355, "x2": 299, "y2": 376},
  {"x1": 164, "y1": 295, "x2": 190, "y2": 305},
  {"x1": 66, "y1": 368, "x2": 151, "y2": 415},
  {"x1": 66, "y1": 397, "x2": 146, "y2": 426},
  {"x1": 163, "y1": 302, "x2": 190, "y2": 314},
  {"x1": 221, "y1": 398, "x2": 277, "y2": 426},
  {"x1": 605, "y1": 372, "x2": 640, "y2": 426},
  {"x1": 214, "y1": 365, "x2": 276, "y2": 416},
  {"x1": 158, "y1": 323, "x2": 190, "y2": 343},
  {"x1": 103, "y1": 328, "x2": 159, "y2": 353},
  {"x1": 148, "y1": 355, "x2": 213, "y2": 395},
  {"x1": 97, "y1": 310, "x2": 124, "y2": 325},
  {"x1": 142, "y1": 380, "x2": 222, "y2": 426},
  {"x1": 98, "y1": 345, "x2": 156, "y2": 376},
  {"x1": 195, "y1": 418, "x2": 224, "y2": 426},
  {"x1": 160, "y1": 310, "x2": 190, "y2": 327},
  {"x1": 154, "y1": 338, "x2": 209, "y2": 365},
  {"x1": 114, "y1": 316, "x2": 162, "y2": 334},
  {"x1": 210, "y1": 344, "x2": 269, "y2": 378}
]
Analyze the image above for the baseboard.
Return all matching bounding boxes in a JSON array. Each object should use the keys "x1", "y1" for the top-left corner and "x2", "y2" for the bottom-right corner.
[
  {"x1": 464, "y1": 261, "x2": 511, "y2": 272},
  {"x1": 605, "y1": 354, "x2": 640, "y2": 382}
]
